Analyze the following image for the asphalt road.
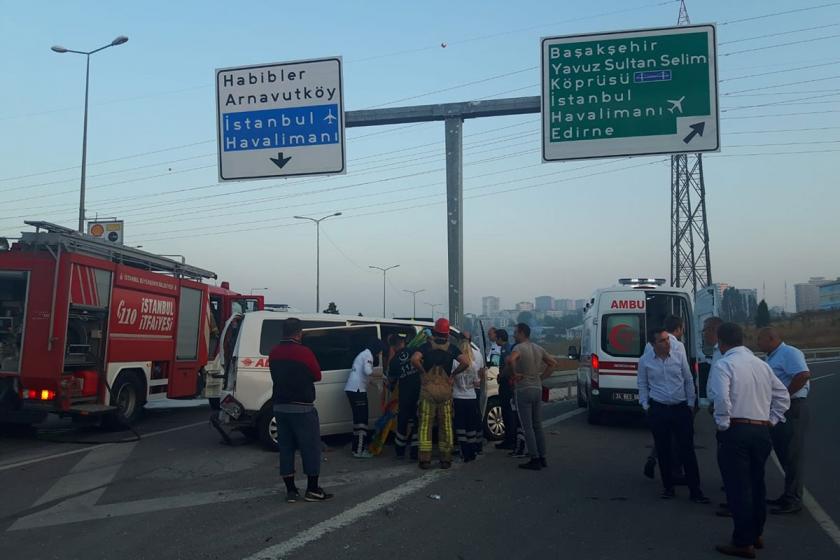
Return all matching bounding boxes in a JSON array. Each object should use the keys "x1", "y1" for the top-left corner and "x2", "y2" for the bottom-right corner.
[{"x1": 0, "y1": 362, "x2": 837, "y2": 560}]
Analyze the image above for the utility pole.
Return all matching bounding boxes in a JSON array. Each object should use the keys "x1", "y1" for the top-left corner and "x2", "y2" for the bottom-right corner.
[
  {"x1": 670, "y1": 0, "x2": 712, "y2": 294},
  {"x1": 403, "y1": 289, "x2": 425, "y2": 320},
  {"x1": 369, "y1": 264, "x2": 399, "y2": 318}
]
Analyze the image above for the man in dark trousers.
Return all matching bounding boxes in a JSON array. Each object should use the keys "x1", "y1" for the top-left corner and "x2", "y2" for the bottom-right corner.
[
  {"x1": 638, "y1": 326, "x2": 708, "y2": 503},
  {"x1": 388, "y1": 334, "x2": 420, "y2": 460},
  {"x1": 268, "y1": 318, "x2": 333, "y2": 503},
  {"x1": 494, "y1": 329, "x2": 524, "y2": 455},
  {"x1": 709, "y1": 323, "x2": 790, "y2": 558},
  {"x1": 757, "y1": 327, "x2": 811, "y2": 515}
]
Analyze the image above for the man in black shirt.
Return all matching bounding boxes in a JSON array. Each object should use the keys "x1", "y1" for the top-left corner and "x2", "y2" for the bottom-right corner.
[
  {"x1": 388, "y1": 335, "x2": 420, "y2": 460},
  {"x1": 410, "y1": 318, "x2": 468, "y2": 469}
]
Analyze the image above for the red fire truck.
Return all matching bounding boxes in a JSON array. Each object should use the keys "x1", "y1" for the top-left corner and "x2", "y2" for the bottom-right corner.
[{"x1": 0, "y1": 221, "x2": 222, "y2": 427}]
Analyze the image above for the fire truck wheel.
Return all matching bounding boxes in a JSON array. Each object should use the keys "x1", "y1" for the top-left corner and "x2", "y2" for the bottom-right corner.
[
  {"x1": 105, "y1": 373, "x2": 145, "y2": 428},
  {"x1": 257, "y1": 402, "x2": 278, "y2": 451},
  {"x1": 209, "y1": 398, "x2": 221, "y2": 410}
]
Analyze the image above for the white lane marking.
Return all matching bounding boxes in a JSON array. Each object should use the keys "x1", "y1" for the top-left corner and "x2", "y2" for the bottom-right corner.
[
  {"x1": 771, "y1": 454, "x2": 840, "y2": 549},
  {"x1": 811, "y1": 373, "x2": 837, "y2": 381},
  {"x1": 0, "y1": 420, "x2": 208, "y2": 473},
  {"x1": 543, "y1": 407, "x2": 585, "y2": 427},
  {"x1": 242, "y1": 471, "x2": 445, "y2": 560},
  {"x1": 9, "y1": 465, "x2": 418, "y2": 531},
  {"x1": 244, "y1": 407, "x2": 583, "y2": 560},
  {"x1": 34, "y1": 442, "x2": 137, "y2": 506}
]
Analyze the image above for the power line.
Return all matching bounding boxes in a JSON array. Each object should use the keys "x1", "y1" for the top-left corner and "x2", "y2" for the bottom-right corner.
[
  {"x1": 719, "y1": 59, "x2": 840, "y2": 82},
  {"x1": 721, "y1": 32, "x2": 840, "y2": 56},
  {"x1": 719, "y1": 2, "x2": 840, "y2": 26},
  {"x1": 719, "y1": 23, "x2": 840, "y2": 45},
  {"x1": 724, "y1": 74, "x2": 840, "y2": 95}
]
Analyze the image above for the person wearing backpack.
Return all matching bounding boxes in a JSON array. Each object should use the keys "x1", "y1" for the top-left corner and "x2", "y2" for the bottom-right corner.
[{"x1": 411, "y1": 318, "x2": 469, "y2": 470}]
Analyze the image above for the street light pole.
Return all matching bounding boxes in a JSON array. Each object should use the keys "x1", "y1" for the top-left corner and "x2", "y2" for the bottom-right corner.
[
  {"x1": 294, "y1": 212, "x2": 342, "y2": 312},
  {"x1": 369, "y1": 265, "x2": 400, "y2": 317},
  {"x1": 403, "y1": 289, "x2": 425, "y2": 320},
  {"x1": 51, "y1": 35, "x2": 128, "y2": 233},
  {"x1": 424, "y1": 302, "x2": 441, "y2": 320}
]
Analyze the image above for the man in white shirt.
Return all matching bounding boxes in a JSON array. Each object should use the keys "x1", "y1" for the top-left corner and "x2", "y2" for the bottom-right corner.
[
  {"x1": 638, "y1": 327, "x2": 708, "y2": 503},
  {"x1": 708, "y1": 323, "x2": 790, "y2": 559},
  {"x1": 642, "y1": 315, "x2": 691, "y2": 480},
  {"x1": 345, "y1": 339, "x2": 385, "y2": 458}
]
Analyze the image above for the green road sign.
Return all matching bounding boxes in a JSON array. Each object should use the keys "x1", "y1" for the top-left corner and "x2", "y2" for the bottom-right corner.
[{"x1": 541, "y1": 24, "x2": 718, "y2": 161}]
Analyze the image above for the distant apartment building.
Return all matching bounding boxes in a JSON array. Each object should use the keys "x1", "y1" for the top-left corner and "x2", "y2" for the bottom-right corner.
[
  {"x1": 535, "y1": 296, "x2": 554, "y2": 312},
  {"x1": 795, "y1": 283, "x2": 820, "y2": 312},
  {"x1": 819, "y1": 280, "x2": 840, "y2": 311},
  {"x1": 739, "y1": 289, "x2": 758, "y2": 319},
  {"x1": 555, "y1": 298, "x2": 574, "y2": 311},
  {"x1": 574, "y1": 299, "x2": 587, "y2": 310},
  {"x1": 710, "y1": 282, "x2": 731, "y2": 300},
  {"x1": 482, "y1": 296, "x2": 500, "y2": 317},
  {"x1": 516, "y1": 301, "x2": 535, "y2": 312}
]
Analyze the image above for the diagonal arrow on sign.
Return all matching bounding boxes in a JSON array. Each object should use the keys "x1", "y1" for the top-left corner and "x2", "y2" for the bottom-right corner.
[{"x1": 683, "y1": 122, "x2": 706, "y2": 144}]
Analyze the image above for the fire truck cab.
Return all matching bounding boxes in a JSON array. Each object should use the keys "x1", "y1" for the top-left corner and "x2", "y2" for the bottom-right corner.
[
  {"x1": 0, "y1": 221, "x2": 217, "y2": 427},
  {"x1": 568, "y1": 278, "x2": 697, "y2": 425}
]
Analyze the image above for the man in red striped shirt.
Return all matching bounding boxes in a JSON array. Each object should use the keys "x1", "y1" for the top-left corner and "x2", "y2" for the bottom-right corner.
[{"x1": 269, "y1": 318, "x2": 333, "y2": 503}]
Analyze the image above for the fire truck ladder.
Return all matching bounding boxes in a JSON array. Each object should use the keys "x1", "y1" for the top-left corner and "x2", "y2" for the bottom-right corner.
[{"x1": 22, "y1": 221, "x2": 217, "y2": 281}]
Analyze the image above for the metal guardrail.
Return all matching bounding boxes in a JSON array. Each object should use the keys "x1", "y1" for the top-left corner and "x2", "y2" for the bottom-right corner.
[
  {"x1": 541, "y1": 346, "x2": 840, "y2": 401},
  {"x1": 750, "y1": 346, "x2": 840, "y2": 361}
]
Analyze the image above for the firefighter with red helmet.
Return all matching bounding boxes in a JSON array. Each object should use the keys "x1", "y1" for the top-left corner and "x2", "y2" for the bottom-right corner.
[{"x1": 410, "y1": 318, "x2": 469, "y2": 469}]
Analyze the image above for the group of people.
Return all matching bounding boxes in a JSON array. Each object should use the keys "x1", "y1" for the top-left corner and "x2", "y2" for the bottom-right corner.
[
  {"x1": 264, "y1": 317, "x2": 559, "y2": 503},
  {"x1": 344, "y1": 318, "x2": 557, "y2": 471},
  {"x1": 637, "y1": 315, "x2": 811, "y2": 559}
]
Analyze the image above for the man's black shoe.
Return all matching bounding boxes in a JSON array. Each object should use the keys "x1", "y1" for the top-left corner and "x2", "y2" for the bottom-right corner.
[
  {"x1": 539, "y1": 457, "x2": 548, "y2": 468},
  {"x1": 304, "y1": 488, "x2": 334, "y2": 502},
  {"x1": 765, "y1": 496, "x2": 786, "y2": 506},
  {"x1": 690, "y1": 493, "x2": 711, "y2": 504},
  {"x1": 661, "y1": 488, "x2": 676, "y2": 499},
  {"x1": 770, "y1": 503, "x2": 802, "y2": 515},
  {"x1": 643, "y1": 457, "x2": 656, "y2": 479},
  {"x1": 518, "y1": 458, "x2": 542, "y2": 471}
]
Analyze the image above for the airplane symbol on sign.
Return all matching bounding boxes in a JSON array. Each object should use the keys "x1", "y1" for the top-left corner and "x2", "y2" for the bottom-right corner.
[
  {"x1": 324, "y1": 109, "x2": 337, "y2": 124},
  {"x1": 667, "y1": 96, "x2": 685, "y2": 114}
]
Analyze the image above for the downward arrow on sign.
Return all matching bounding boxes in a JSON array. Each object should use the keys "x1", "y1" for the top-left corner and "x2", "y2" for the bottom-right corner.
[
  {"x1": 682, "y1": 122, "x2": 705, "y2": 144},
  {"x1": 270, "y1": 152, "x2": 292, "y2": 168}
]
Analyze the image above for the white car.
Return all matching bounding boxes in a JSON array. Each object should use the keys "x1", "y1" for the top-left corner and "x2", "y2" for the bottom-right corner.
[{"x1": 204, "y1": 311, "x2": 501, "y2": 448}]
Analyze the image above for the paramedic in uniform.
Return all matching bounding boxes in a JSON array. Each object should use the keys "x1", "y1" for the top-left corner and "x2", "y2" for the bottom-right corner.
[
  {"x1": 757, "y1": 327, "x2": 810, "y2": 515},
  {"x1": 709, "y1": 323, "x2": 790, "y2": 558},
  {"x1": 637, "y1": 326, "x2": 709, "y2": 503}
]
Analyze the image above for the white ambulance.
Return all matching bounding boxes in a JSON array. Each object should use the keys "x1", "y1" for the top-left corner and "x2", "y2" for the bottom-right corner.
[
  {"x1": 204, "y1": 311, "x2": 496, "y2": 448},
  {"x1": 568, "y1": 278, "x2": 698, "y2": 424}
]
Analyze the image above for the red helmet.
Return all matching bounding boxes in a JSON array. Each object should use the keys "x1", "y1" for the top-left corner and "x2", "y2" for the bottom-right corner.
[{"x1": 433, "y1": 318, "x2": 450, "y2": 336}]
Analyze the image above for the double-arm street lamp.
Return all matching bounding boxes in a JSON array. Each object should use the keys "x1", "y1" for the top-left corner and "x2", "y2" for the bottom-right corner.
[
  {"x1": 51, "y1": 35, "x2": 129, "y2": 233},
  {"x1": 403, "y1": 289, "x2": 425, "y2": 320},
  {"x1": 294, "y1": 212, "x2": 342, "y2": 312},
  {"x1": 369, "y1": 265, "x2": 400, "y2": 318}
]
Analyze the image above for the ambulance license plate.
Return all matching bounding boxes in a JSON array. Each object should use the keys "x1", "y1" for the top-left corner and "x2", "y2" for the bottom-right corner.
[{"x1": 613, "y1": 392, "x2": 638, "y2": 403}]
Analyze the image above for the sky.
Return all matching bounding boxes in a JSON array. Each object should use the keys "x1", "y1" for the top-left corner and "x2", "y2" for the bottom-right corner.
[{"x1": 1, "y1": 0, "x2": 838, "y2": 317}]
